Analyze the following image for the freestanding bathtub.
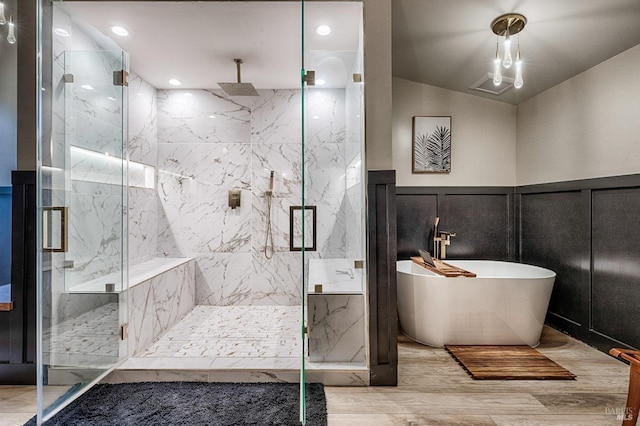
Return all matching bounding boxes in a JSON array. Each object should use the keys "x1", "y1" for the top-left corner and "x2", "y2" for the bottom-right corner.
[{"x1": 396, "y1": 260, "x2": 556, "y2": 347}]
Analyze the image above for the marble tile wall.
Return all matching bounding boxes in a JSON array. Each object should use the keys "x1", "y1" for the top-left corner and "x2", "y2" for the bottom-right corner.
[
  {"x1": 156, "y1": 88, "x2": 350, "y2": 307},
  {"x1": 128, "y1": 259, "x2": 195, "y2": 356},
  {"x1": 308, "y1": 294, "x2": 365, "y2": 363},
  {"x1": 128, "y1": 72, "x2": 158, "y2": 267}
]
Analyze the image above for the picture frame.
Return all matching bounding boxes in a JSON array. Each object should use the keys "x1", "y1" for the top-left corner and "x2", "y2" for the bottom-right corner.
[
  {"x1": 412, "y1": 116, "x2": 451, "y2": 173},
  {"x1": 289, "y1": 205, "x2": 317, "y2": 251}
]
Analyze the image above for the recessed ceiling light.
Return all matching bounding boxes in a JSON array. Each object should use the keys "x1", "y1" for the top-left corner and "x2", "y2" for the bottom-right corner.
[
  {"x1": 111, "y1": 26, "x2": 129, "y2": 37},
  {"x1": 54, "y1": 28, "x2": 70, "y2": 37},
  {"x1": 168, "y1": 79, "x2": 182, "y2": 86},
  {"x1": 184, "y1": 92, "x2": 193, "y2": 97},
  {"x1": 312, "y1": 115, "x2": 320, "y2": 120},
  {"x1": 315, "y1": 79, "x2": 326, "y2": 86},
  {"x1": 81, "y1": 84, "x2": 94, "y2": 90},
  {"x1": 208, "y1": 115, "x2": 217, "y2": 119},
  {"x1": 316, "y1": 25, "x2": 331, "y2": 36}
]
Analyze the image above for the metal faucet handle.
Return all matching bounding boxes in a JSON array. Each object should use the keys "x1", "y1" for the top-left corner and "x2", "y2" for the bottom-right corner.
[{"x1": 440, "y1": 231, "x2": 456, "y2": 237}]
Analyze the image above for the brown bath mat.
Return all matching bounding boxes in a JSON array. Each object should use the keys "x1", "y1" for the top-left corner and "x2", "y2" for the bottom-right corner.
[{"x1": 445, "y1": 345, "x2": 576, "y2": 380}]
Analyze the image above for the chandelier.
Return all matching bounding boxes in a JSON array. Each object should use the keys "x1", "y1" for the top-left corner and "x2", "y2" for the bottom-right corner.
[
  {"x1": 0, "y1": 2, "x2": 16, "y2": 45},
  {"x1": 491, "y1": 13, "x2": 526, "y2": 89}
]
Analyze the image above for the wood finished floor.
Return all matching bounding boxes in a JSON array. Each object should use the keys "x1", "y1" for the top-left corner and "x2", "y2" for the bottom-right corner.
[
  {"x1": 0, "y1": 327, "x2": 633, "y2": 426},
  {"x1": 326, "y1": 327, "x2": 632, "y2": 425}
]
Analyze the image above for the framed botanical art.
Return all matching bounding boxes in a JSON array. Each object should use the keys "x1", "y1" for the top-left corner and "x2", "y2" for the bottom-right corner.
[{"x1": 412, "y1": 116, "x2": 451, "y2": 173}]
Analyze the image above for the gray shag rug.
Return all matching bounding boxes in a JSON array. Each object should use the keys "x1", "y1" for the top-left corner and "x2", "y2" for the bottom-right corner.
[{"x1": 26, "y1": 382, "x2": 327, "y2": 425}]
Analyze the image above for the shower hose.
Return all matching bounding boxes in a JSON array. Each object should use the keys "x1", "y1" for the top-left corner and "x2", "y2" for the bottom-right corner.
[{"x1": 264, "y1": 192, "x2": 275, "y2": 259}]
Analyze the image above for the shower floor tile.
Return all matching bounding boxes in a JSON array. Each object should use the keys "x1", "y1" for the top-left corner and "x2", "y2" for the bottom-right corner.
[
  {"x1": 128, "y1": 305, "x2": 303, "y2": 370},
  {"x1": 44, "y1": 302, "x2": 120, "y2": 368}
]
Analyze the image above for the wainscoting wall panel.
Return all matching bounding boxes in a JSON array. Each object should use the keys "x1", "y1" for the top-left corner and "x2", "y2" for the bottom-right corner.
[
  {"x1": 396, "y1": 174, "x2": 640, "y2": 353},
  {"x1": 396, "y1": 192, "x2": 437, "y2": 260},
  {"x1": 396, "y1": 187, "x2": 514, "y2": 261},
  {"x1": 443, "y1": 193, "x2": 513, "y2": 260},
  {"x1": 519, "y1": 190, "x2": 590, "y2": 329},
  {"x1": 0, "y1": 171, "x2": 37, "y2": 384},
  {"x1": 591, "y1": 187, "x2": 640, "y2": 349}
]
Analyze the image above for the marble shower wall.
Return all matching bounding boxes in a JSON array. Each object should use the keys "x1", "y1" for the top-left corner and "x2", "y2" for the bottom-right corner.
[
  {"x1": 128, "y1": 72, "x2": 158, "y2": 267},
  {"x1": 156, "y1": 88, "x2": 348, "y2": 306},
  {"x1": 128, "y1": 260, "x2": 195, "y2": 356}
]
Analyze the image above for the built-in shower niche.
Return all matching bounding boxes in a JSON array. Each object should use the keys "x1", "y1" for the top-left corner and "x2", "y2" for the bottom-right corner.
[{"x1": 307, "y1": 259, "x2": 365, "y2": 363}]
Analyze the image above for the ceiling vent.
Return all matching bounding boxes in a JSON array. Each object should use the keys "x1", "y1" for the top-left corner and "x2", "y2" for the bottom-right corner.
[{"x1": 470, "y1": 73, "x2": 514, "y2": 95}]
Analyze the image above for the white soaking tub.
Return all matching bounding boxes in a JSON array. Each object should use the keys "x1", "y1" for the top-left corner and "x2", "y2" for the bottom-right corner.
[{"x1": 396, "y1": 260, "x2": 556, "y2": 347}]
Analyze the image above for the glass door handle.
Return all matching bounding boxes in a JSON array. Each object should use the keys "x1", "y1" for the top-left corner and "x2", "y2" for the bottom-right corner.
[{"x1": 43, "y1": 206, "x2": 68, "y2": 252}]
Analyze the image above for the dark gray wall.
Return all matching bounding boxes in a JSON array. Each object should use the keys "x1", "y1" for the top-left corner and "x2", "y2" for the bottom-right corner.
[
  {"x1": 368, "y1": 170, "x2": 398, "y2": 386},
  {"x1": 397, "y1": 187, "x2": 515, "y2": 261},
  {"x1": 519, "y1": 190, "x2": 590, "y2": 329},
  {"x1": 591, "y1": 188, "x2": 640, "y2": 348},
  {"x1": 0, "y1": 171, "x2": 37, "y2": 384},
  {"x1": 397, "y1": 175, "x2": 640, "y2": 353},
  {"x1": 0, "y1": 187, "x2": 11, "y2": 286},
  {"x1": 519, "y1": 176, "x2": 640, "y2": 351}
]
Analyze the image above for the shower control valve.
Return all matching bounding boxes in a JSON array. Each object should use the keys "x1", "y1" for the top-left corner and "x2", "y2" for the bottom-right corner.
[{"x1": 229, "y1": 189, "x2": 241, "y2": 209}]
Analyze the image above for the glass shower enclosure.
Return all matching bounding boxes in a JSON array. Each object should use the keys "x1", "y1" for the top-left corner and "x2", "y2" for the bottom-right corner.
[
  {"x1": 38, "y1": 46, "x2": 128, "y2": 421},
  {"x1": 36, "y1": 1, "x2": 366, "y2": 424}
]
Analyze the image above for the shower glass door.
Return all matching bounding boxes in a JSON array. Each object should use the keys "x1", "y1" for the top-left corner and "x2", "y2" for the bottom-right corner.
[
  {"x1": 301, "y1": 2, "x2": 366, "y2": 421},
  {"x1": 37, "y1": 47, "x2": 128, "y2": 423},
  {"x1": 300, "y1": 2, "x2": 308, "y2": 422}
]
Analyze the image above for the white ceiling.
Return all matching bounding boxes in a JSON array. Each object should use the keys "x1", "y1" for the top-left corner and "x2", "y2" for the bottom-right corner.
[
  {"x1": 58, "y1": 1, "x2": 362, "y2": 90},
  {"x1": 393, "y1": 0, "x2": 640, "y2": 104},
  {"x1": 58, "y1": 1, "x2": 640, "y2": 103}
]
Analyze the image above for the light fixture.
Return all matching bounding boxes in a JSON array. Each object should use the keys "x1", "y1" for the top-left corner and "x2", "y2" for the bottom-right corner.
[
  {"x1": 492, "y1": 39, "x2": 502, "y2": 86},
  {"x1": 0, "y1": 3, "x2": 6, "y2": 26},
  {"x1": 81, "y1": 84, "x2": 94, "y2": 90},
  {"x1": 315, "y1": 25, "x2": 331, "y2": 36},
  {"x1": 111, "y1": 26, "x2": 129, "y2": 37},
  {"x1": 6, "y1": 16, "x2": 15, "y2": 44},
  {"x1": 0, "y1": 2, "x2": 17, "y2": 45},
  {"x1": 315, "y1": 78, "x2": 326, "y2": 86},
  {"x1": 54, "y1": 28, "x2": 70, "y2": 37},
  {"x1": 490, "y1": 13, "x2": 526, "y2": 89},
  {"x1": 514, "y1": 49, "x2": 523, "y2": 89},
  {"x1": 168, "y1": 78, "x2": 182, "y2": 86}
]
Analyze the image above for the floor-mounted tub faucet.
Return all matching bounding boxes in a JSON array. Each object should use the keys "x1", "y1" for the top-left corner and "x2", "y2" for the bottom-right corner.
[
  {"x1": 436, "y1": 231, "x2": 456, "y2": 259},
  {"x1": 434, "y1": 229, "x2": 456, "y2": 260}
]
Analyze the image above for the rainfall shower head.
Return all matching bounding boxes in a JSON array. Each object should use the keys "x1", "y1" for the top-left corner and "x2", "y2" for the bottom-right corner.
[{"x1": 218, "y1": 59, "x2": 259, "y2": 97}]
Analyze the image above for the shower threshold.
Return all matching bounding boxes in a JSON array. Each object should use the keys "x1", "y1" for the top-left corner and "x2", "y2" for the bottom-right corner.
[{"x1": 107, "y1": 305, "x2": 368, "y2": 386}]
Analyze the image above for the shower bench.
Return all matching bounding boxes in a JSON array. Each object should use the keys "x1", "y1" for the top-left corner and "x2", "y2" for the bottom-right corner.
[
  {"x1": 307, "y1": 258, "x2": 366, "y2": 363},
  {"x1": 65, "y1": 257, "x2": 196, "y2": 356}
]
